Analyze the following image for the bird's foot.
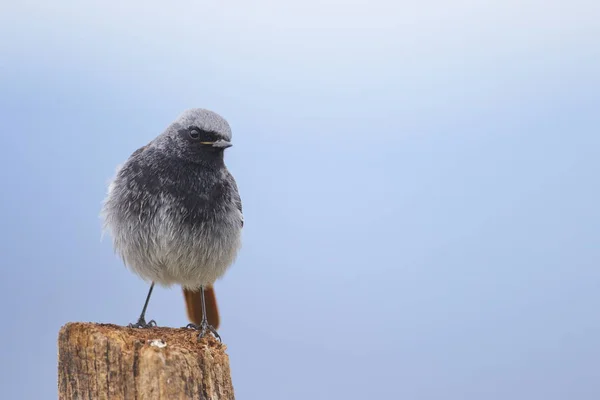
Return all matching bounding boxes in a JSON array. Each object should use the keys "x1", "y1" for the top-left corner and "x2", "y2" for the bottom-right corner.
[
  {"x1": 128, "y1": 317, "x2": 157, "y2": 329},
  {"x1": 184, "y1": 322, "x2": 221, "y2": 342}
]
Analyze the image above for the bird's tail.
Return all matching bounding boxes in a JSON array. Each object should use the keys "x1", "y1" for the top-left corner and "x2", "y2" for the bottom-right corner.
[{"x1": 183, "y1": 286, "x2": 220, "y2": 329}]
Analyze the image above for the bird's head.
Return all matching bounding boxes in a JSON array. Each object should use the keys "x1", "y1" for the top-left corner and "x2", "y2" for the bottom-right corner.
[{"x1": 157, "y1": 108, "x2": 233, "y2": 163}]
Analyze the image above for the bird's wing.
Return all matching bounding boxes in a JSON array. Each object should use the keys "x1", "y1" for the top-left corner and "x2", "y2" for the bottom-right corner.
[
  {"x1": 227, "y1": 171, "x2": 244, "y2": 228},
  {"x1": 235, "y1": 190, "x2": 244, "y2": 228}
]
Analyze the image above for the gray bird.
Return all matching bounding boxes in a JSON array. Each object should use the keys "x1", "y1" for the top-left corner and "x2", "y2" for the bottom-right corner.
[{"x1": 101, "y1": 108, "x2": 243, "y2": 339}]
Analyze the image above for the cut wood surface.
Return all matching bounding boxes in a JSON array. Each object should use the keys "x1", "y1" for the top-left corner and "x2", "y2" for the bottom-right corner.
[{"x1": 58, "y1": 322, "x2": 234, "y2": 400}]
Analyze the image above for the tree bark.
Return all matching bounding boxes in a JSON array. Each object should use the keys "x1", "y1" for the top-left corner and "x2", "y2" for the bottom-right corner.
[{"x1": 58, "y1": 322, "x2": 235, "y2": 400}]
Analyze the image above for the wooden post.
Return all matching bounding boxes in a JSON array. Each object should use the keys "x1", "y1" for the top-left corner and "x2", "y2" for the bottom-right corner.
[{"x1": 58, "y1": 322, "x2": 235, "y2": 400}]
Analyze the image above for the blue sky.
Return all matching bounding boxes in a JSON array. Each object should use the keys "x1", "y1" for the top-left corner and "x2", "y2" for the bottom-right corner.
[{"x1": 1, "y1": 1, "x2": 599, "y2": 398}]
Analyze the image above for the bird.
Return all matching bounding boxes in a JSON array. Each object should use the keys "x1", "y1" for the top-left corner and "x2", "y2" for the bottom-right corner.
[{"x1": 101, "y1": 108, "x2": 243, "y2": 339}]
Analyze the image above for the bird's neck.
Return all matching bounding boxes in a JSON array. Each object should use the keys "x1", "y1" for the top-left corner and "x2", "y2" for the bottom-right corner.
[{"x1": 188, "y1": 151, "x2": 225, "y2": 170}]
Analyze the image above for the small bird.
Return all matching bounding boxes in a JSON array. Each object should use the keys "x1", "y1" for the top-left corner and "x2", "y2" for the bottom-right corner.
[{"x1": 101, "y1": 108, "x2": 243, "y2": 339}]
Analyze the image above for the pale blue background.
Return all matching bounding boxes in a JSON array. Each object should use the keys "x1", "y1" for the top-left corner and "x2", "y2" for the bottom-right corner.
[{"x1": 1, "y1": 1, "x2": 599, "y2": 399}]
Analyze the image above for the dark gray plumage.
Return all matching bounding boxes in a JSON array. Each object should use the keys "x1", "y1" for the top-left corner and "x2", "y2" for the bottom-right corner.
[{"x1": 102, "y1": 108, "x2": 243, "y2": 292}]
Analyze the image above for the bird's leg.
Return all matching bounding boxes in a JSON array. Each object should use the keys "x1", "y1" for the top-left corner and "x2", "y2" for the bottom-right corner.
[
  {"x1": 128, "y1": 282, "x2": 158, "y2": 328},
  {"x1": 184, "y1": 286, "x2": 221, "y2": 341}
]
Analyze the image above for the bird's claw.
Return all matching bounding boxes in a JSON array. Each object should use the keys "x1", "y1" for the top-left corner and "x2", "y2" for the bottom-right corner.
[
  {"x1": 128, "y1": 318, "x2": 157, "y2": 329},
  {"x1": 183, "y1": 322, "x2": 221, "y2": 342}
]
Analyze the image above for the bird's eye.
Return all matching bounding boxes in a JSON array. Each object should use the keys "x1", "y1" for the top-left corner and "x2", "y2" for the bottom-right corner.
[{"x1": 189, "y1": 129, "x2": 200, "y2": 139}]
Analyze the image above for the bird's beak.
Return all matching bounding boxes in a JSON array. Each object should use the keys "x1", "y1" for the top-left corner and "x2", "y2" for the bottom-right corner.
[{"x1": 212, "y1": 139, "x2": 232, "y2": 149}]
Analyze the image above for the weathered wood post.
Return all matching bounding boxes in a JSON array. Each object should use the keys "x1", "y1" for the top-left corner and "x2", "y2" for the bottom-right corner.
[{"x1": 58, "y1": 322, "x2": 235, "y2": 399}]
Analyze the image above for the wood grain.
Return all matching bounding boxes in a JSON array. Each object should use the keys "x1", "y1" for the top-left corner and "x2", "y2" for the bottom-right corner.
[{"x1": 58, "y1": 322, "x2": 234, "y2": 400}]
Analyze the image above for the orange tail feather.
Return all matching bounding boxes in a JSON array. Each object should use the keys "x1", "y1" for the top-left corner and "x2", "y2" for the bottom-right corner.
[{"x1": 183, "y1": 286, "x2": 220, "y2": 329}]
